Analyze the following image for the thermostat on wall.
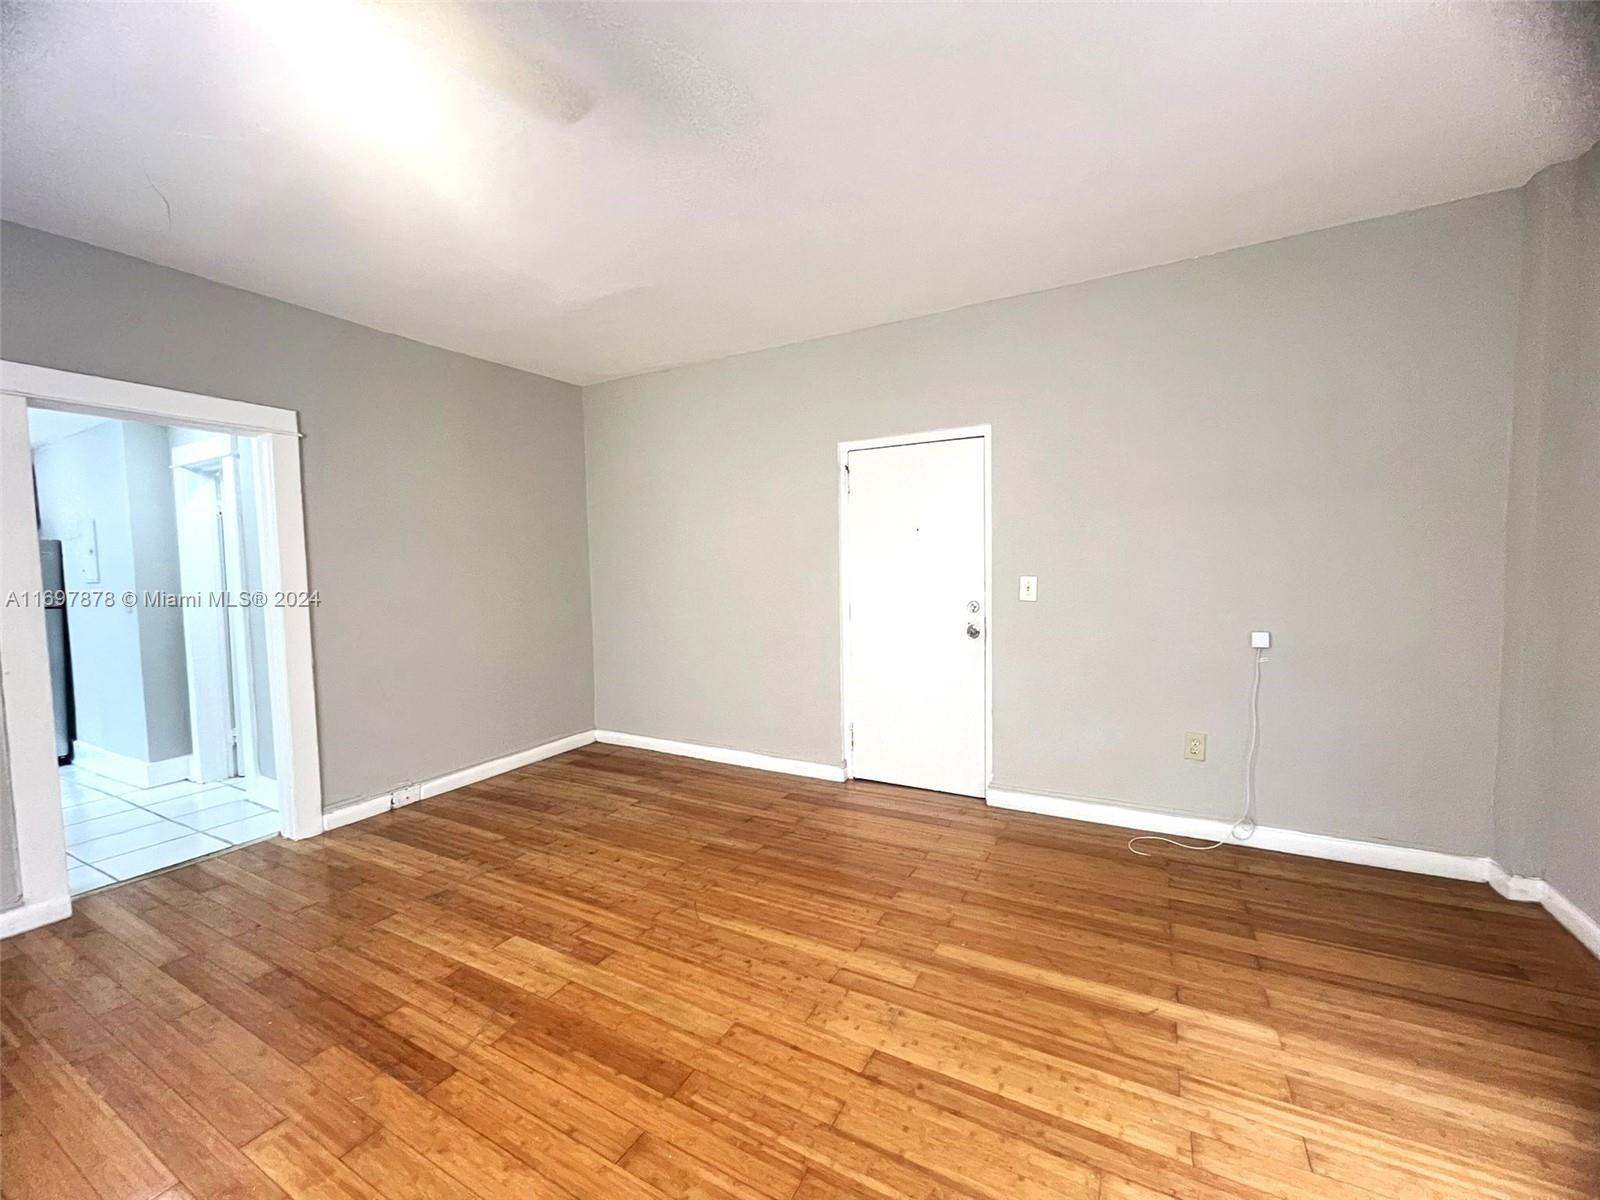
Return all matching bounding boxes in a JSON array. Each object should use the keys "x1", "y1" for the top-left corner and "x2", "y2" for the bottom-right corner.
[{"x1": 1250, "y1": 631, "x2": 1271, "y2": 649}]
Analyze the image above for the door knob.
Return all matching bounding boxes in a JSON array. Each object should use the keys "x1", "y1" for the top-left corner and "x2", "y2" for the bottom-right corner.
[{"x1": 966, "y1": 623, "x2": 981, "y2": 639}]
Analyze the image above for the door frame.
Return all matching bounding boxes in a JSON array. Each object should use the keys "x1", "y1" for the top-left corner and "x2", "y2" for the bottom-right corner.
[
  {"x1": 837, "y1": 425, "x2": 992, "y2": 791},
  {"x1": 0, "y1": 361, "x2": 323, "y2": 937},
  {"x1": 171, "y1": 434, "x2": 258, "y2": 787}
]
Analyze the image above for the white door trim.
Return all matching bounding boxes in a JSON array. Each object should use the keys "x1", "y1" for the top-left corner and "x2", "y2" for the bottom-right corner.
[
  {"x1": 1, "y1": 361, "x2": 323, "y2": 937},
  {"x1": 171, "y1": 436, "x2": 258, "y2": 786},
  {"x1": 6, "y1": 362, "x2": 299, "y2": 436},
  {"x1": 838, "y1": 425, "x2": 992, "y2": 790},
  {"x1": 0, "y1": 396, "x2": 70, "y2": 928}
]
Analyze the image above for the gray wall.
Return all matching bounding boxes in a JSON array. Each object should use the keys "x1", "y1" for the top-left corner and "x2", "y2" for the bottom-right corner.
[
  {"x1": 123, "y1": 421, "x2": 191, "y2": 761},
  {"x1": 585, "y1": 192, "x2": 1524, "y2": 855},
  {"x1": 32, "y1": 418, "x2": 188, "y2": 763},
  {"x1": 1494, "y1": 145, "x2": 1600, "y2": 917},
  {"x1": 2, "y1": 222, "x2": 595, "y2": 808},
  {"x1": 5, "y1": 167, "x2": 1585, "y2": 888}
]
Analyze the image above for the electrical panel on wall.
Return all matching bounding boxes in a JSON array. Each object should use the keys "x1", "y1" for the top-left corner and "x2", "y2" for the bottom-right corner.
[{"x1": 66, "y1": 519, "x2": 99, "y2": 584}]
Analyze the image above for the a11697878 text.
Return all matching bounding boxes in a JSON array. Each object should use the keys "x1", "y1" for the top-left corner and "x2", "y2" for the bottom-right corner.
[{"x1": 4, "y1": 589, "x2": 321, "y2": 609}]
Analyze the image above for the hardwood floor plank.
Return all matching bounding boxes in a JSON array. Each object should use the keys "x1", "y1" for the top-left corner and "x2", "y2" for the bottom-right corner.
[
  {"x1": 5, "y1": 744, "x2": 1596, "y2": 1199},
  {"x1": 445, "y1": 968, "x2": 694, "y2": 1095},
  {"x1": 1, "y1": 951, "x2": 121, "y2": 1064},
  {"x1": 57, "y1": 925, "x2": 202, "y2": 1022},
  {"x1": 302, "y1": 1046, "x2": 568, "y2": 1200},
  {"x1": 338, "y1": 1129, "x2": 482, "y2": 1200},
  {"x1": 10, "y1": 928, "x2": 135, "y2": 1017},
  {"x1": 0, "y1": 1090, "x2": 103, "y2": 1200},
  {"x1": 173, "y1": 1006, "x2": 379, "y2": 1158},
  {"x1": 428, "y1": 1071, "x2": 666, "y2": 1200},
  {"x1": 485, "y1": 1027, "x2": 804, "y2": 1198},
  {"x1": 616, "y1": 1132, "x2": 754, "y2": 1200},
  {"x1": 72, "y1": 1048, "x2": 285, "y2": 1200},
  {"x1": 162, "y1": 956, "x2": 334, "y2": 1065},
  {"x1": 447, "y1": 1032, "x2": 643, "y2": 1158},
  {"x1": 242, "y1": 1122, "x2": 382, "y2": 1200},
  {"x1": 73, "y1": 895, "x2": 190, "y2": 968},
  {"x1": 2, "y1": 1037, "x2": 175, "y2": 1200},
  {"x1": 103, "y1": 1002, "x2": 285, "y2": 1147}
]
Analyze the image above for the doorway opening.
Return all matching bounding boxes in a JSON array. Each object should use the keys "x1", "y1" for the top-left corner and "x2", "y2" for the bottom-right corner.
[
  {"x1": 839, "y1": 426, "x2": 992, "y2": 798},
  {"x1": 31, "y1": 412, "x2": 279, "y2": 892},
  {"x1": 1, "y1": 362, "x2": 321, "y2": 936}
]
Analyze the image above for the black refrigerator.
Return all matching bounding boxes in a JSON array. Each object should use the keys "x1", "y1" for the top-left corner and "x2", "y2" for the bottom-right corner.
[{"x1": 40, "y1": 539, "x2": 73, "y2": 763}]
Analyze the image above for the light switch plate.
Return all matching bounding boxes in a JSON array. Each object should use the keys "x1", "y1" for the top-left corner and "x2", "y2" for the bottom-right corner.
[{"x1": 1019, "y1": 575, "x2": 1037, "y2": 602}]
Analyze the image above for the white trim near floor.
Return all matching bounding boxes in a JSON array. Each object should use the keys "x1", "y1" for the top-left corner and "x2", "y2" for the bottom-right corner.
[
  {"x1": 0, "y1": 894, "x2": 72, "y2": 939},
  {"x1": 1487, "y1": 862, "x2": 1547, "y2": 902},
  {"x1": 596, "y1": 729, "x2": 846, "y2": 782},
  {"x1": 69, "y1": 742, "x2": 190, "y2": 790},
  {"x1": 985, "y1": 785, "x2": 1495, "y2": 882},
  {"x1": 1542, "y1": 884, "x2": 1600, "y2": 961},
  {"x1": 321, "y1": 730, "x2": 602, "y2": 833},
  {"x1": 238, "y1": 776, "x2": 280, "y2": 807},
  {"x1": 322, "y1": 795, "x2": 393, "y2": 832},
  {"x1": 987, "y1": 783, "x2": 1600, "y2": 962},
  {"x1": 421, "y1": 730, "x2": 598, "y2": 798}
]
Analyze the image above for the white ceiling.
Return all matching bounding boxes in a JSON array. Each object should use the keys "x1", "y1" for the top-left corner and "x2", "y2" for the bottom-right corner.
[{"x1": 3, "y1": 2, "x2": 1596, "y2": 385}]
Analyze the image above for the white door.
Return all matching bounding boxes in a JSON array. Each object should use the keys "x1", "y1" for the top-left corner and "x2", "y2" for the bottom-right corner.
[{"x1": 844, "y1": 436, "x2": 986, "y2": 797}]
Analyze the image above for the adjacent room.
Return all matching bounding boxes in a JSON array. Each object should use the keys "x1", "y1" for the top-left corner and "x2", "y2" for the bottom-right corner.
[
  {"x1": 0, "y1": 4, "x2": 1596, "y2": 1199},
  {"x1": 29, "y1": 408, "x2": 281, "y2": 892}
]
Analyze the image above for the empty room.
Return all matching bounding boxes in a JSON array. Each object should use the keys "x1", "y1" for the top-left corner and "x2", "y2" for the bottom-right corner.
[{"x1": 0, "y1": 3, "x2": 1596, "y2": 1199}]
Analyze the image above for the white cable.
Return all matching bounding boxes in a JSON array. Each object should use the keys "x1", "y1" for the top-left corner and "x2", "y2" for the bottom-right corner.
[{"x1": 1129, "y1": 647, "x2": 1266, "y2": 857}]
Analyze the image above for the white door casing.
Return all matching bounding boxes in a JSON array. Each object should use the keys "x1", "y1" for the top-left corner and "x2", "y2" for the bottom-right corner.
[
  {"x1": 842, "y1": 433, "x2": 988, "y2": 797},
  {"x1": 0, "y1": 392, "x2": 71, "y2": 931},
  {"x1": 0, "y1": 360, "x2": 323, "y2": 938},
  {"x1": 173, "y1": 456, "x2": 236, "y2": 781},
  {"x1": 172, "y1": 436, "x2": 259, "y2": 787}
]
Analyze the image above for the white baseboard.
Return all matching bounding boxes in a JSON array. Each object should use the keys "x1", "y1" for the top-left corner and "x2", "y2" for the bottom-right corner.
[
  {"x1": 420, "y1": 730, "x2": 597, "y2": 799},
  {"x1": 1543, "y1": 884, "x2": 1600, "y2": 960},
  {"x1": 594, "y1": 729, "x2": 846, "y2": 782},
  {"x1": 986, "y1": 785, "x2": 1600, "y2": 963},
  {"x1": 318, "y1": 728, "x2": 840, "y2": 836},
  {"x1": 72, "y1": 741, "x2": 190, "y2": 789},
  {"x1": 1487, "y1": 863, "x2": 1547, "y2": 902},
  {"x1": 237, "y1": 775, "x2": 280, "y2": 807},
  {"x1": 148, "y1": 756, "x2": 192, "y2": 787},
  {"x1": 321, "y1": 795, "x2": 392, "y2": 832},
  {"x1": 321, "y1": 730, "x2": 599, "y2": 833},
  {"x1": 985, "y1": 786, "x2": 1494, "y2": 883},
  {"x1": 0, "y1": 892, "x2": 72, "y2": 938},
  {"x1": 1486, "y1": 871, "x2": 1600, "y2": 962}
]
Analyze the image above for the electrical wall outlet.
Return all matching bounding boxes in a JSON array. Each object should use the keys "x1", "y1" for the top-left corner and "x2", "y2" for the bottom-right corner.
[
  {"x1": 1019, "y1": 575, "x2": 1037, "y2": 602},
  {"x1": 1251, "y1": 630, "x2": 1272, "y2": 649},
  {"x1": 392, "y1": 782, "x2": 422, "y2": 807},
  {"x1": 1184, "y1": 733, "x2": 1207, "y2": 762}
]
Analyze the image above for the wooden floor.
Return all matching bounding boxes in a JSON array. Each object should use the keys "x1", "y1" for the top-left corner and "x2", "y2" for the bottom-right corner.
[{"x1": 3, "y1": 744, "x2": 1597, "y2": 1200}]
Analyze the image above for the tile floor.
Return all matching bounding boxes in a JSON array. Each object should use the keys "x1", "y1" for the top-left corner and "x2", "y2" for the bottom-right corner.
[{"x1": 58, "y1": 763, "x2": 280, "y2": 894}]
